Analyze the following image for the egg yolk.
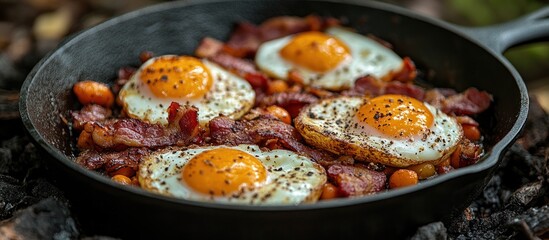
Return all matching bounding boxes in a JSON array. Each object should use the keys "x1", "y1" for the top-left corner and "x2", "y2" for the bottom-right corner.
[
  {"x1": 280, "y1": 32, "x2": 350, "y2": 73},
  {"x1": 140, "y1": 56, "x2": 213, "y2": 99},
  {"x1": 182, "y1": 148, "x2": 267, "y2": 196},
  {"x1": 357, "y1": 94, "x2": 434, "y2": 139}
]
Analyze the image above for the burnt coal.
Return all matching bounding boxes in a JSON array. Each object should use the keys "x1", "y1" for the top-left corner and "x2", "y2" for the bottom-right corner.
[
  {"x1": 516, "y1": 96, "x2": 549, "y2": 151},
  {"x1": 0, "y1": 136, "x2": 43, "y2": 178},
  {"x1": 415, "y1": 96, "x2": 549, "y2": 240},
  {"x1": 0, "y1": 175, "x2": 28, "y2": 219},
  {"x1": 0, "y1": 198, "x2": 79, "y2": 240},
  {"x1": 410, "y1": 222, "x2": 448, "y2": 240},
  {"x1": 0, "y1": 140, "x2": 67, "y2": 225},
  {"x1": 80, "y1": 237, "x2": 123, "y2": 240},
  {"x1": 508, "y1": 205, "x2": 549, "y2": 239},
  {"x1": 0, "y1": 136, "x2": 55, "y2": 220}
]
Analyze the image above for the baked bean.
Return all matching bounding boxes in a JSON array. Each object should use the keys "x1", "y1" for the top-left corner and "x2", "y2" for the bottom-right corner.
[
  {"x1": 112, "y1": 175, "x2": 132, "y2": 185},
  {"x1": 463, "y1": 125, "x2": 481, "y2": 141},
  {"x1": 389, "y1": 169, "x2": 418, "y2": 189},
  {"x1": 73, "y1": 80, "x2": 114, "y2": 107},
  {"x1": 407, "y1": 163, "x2": 436, "y2": 180},
  {"x1": 267, "y1": 79, "x2": 289, "y2": 94},
  {"x1": 320, "y1": 183, "x2": 339, "y2": 200},
  {"x1": 266, "y1": 105, "x2": 292, "y2": 124}
]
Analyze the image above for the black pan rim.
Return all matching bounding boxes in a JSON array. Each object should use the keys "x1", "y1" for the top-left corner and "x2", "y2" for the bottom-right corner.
[{"x1": 19, "y1": 0, "x2": 529, "y2": 211}]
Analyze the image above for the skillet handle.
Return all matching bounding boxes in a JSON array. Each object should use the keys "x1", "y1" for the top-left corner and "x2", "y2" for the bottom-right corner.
[{"x1": 456, "y1": 6, "x2": 549, "y2": 54}]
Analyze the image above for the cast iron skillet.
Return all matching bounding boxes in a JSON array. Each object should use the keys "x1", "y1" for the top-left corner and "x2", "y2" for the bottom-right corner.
[{"x1": 19, "y1": 0, "x2": 549, "y2": 239}]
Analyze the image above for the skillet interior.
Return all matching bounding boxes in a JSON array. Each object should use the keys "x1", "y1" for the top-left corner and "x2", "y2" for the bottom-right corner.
[{"x1": 20, "y1": 0, "x2": 528, "y2": 238}]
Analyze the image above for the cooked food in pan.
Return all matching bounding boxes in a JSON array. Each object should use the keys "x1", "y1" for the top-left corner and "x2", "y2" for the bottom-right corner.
[{"x1": 68, "y1": 15, "x2": 492, "y2": 204}]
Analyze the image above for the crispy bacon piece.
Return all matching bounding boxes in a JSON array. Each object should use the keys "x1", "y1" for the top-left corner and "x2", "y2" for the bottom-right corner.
[
  {"x1": 456, "y1": 115, "x2": 480, "y2": 127},
  {"x1": 436, "y1": 165, "x2": 454, "y2": 175},
  {"x1": 327, "y1": 164, "x2": 387, "y2": 197},
  {"x1": 446, "y1": 87, "x2": 492, "y2": 115},
  {"x1": 304, "y1": 86, "x2": 336, "y2": 99},
  {"x1": 343, "y1": 75, "x2": 425, "y2": 100},
  {"x1": 139, "y1": 51, "x2": 154, "y2": 63},
  {"x1": 224, "y1": 22, "x2": 261, "y2": 58},
  {"x1": 208, "y1": 116, "x2": 332, "y2": 163},
  {"x1": 71, "y1": 104, "x2": 112, "y2": 131},
  {"x1": 209, "y1": 115, "x2": 300, "y2": 145},
  {"x1": 342, "y1": 75, "x2": 382, "y2": 96},
  {"x1": 457, "y1": 139, "x2": 483, "y2": 167},
  {"x1": 245, "y1": 73, "x2": 270, "y2": 92},
  {"x1": 167, "y1": 102, "x2": 204, "y2": 143},
  {"x1": 241, "y1": 107, "x2": 282, "y2": 121},
  {"x1": 208, "y1": 53, "x2": 270, "y2": 91},
  {"x1": 76, "y1": 147, "x2": 149, "y2": 175},
  {"x1": 195, "y1": 37, "x2": 225, "y2": 58},
  {"x1": 423, "y1": 88, "x2": 454, "y2": 109},
  {"x1": 111, "y1": 67, "x2": 136, "y2": 94},
  {"x1": 258, "y1": 16, "x2": 310, "y2": 41},
  {"x1": 425, "y1": 87, "x2": 493, "y2": 115},
  {"x1": 256, "y1": 92, "x2": 318, "y2": 118},
  {"x1": 389, "y1": 57, "x2": 417, "y2": 83},
  {"x1": 77, "y1": 103, "x2": 202, "y2": 150},
  {"x1": 210, "y1": 53, "x2": 257, "y2": 75},
  {"x1": 78, "y1": 119, "x2": 181, "y2": 150},
  {"x1": 384, "y1": 81, "x2": 425, "y2": 100}
]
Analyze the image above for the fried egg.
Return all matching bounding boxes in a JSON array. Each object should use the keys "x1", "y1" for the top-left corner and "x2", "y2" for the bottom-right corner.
[
  {"x1": 255, "y1": 27, "x2": 404, "y2": 90},
  {"x1": 138, "y1": 144, "x2": 326, "y2": 205},
  {"x1": 118, "y1": 55, "x2": 255, "y2": 126},
  {"x1": 295, "y1": 94, "x2": 462, "y2": 167}
]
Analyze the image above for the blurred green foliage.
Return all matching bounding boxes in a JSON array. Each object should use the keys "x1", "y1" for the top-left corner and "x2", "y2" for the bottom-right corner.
[
  {"x1": 448, "y1": 0, "x2": 549, "y2": 83},
  {"x1": 449, "y1": 0, "x2": 545, "y2": 25}
]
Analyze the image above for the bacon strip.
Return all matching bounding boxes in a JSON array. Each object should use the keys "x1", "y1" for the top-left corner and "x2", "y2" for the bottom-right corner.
[
  {"x1": 77, "y1": 103, "x2": 202, "y2": 150},
  {"x1": 258, "y1": 16, "x2": 310, "y2": 41},
  {"x1": 456, "y1": 139, "x2": 483, "y2": 167},
  {"x1": 343, "y1": 75, "x2": 425, "y2": 100},
  {"x1": 209, "y1": 53, "x2": 258, "y2": 76},
  {"x1": 195, "y1": 37, "x2": 225, "y2": 58},
  {"x1": 208, "y1": 115, "x2": 303, "y2": 145},
  {"x1": 112, "y1": 67, "x2": 136, "y2": 94},
  {"x1": 389, "y1": 57, "x2": 417, "y2": 83},
  {"x1": 425, "y1": 87, "x2": 493, "y2": 115},
  {"x1": 255, "y1": 92, "x2": 318, "y2": 118},
  {"x1": 224, "y1": 22, "x2": 261, "y2": 58},
  {"x1": 76, "y1": 147, "x2": 149, "y2": 175},
  {"x1": 423, "y1": 88, "x2": 453, "y2": 109},
  {"x1": 327, "y1": 164, "x2": 387, "y2": 197},
  {"x1": 445, "y1": 87, "x2": 492, "y2": 115},
  {"x1": 71, "y1": 104, "x2": 112, "y2": 131},
  {"x1": 455, "y1": 115, "x2": 480, "y2": 126},
  {"x1": 208, "y1": 53, "x2": 270, "y2": 91},
  {"x1": 208, "y1": 116, "x2": 332, "y2": 163},
  {"x1": 196, "y1": 39, "x2": 266, "y2": 86}
]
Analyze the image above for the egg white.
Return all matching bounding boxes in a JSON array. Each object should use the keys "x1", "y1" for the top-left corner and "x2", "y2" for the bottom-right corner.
[
  {"x1": 138, "y1": 144, "x2": 327, "y2": 205},
  {"x1": 255, "y1": 27, "x2": 404, "y2": 90},
  {"x1": 295, "y1": 96, "x2": 463, "y2": 167},
  {"x1": 118, "y1": 56, "x2": 255, "y2": 126}
]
